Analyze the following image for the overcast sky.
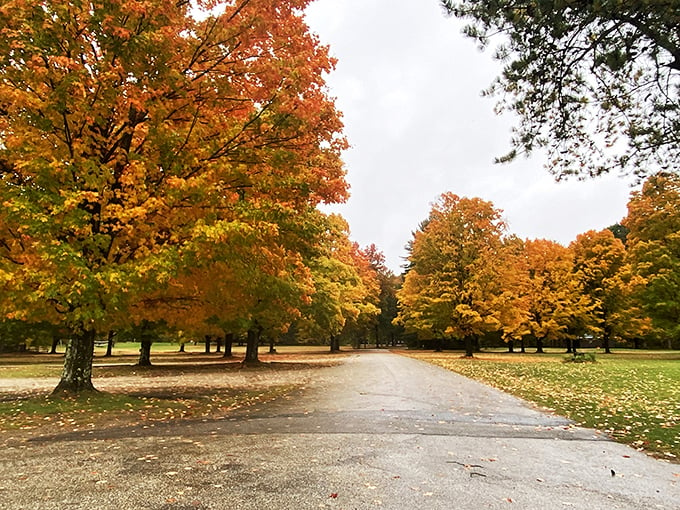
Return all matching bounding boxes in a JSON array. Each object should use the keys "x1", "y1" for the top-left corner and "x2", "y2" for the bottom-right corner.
[{"x1": 304, "y1": 0, "x2": 639, "y2": 273}]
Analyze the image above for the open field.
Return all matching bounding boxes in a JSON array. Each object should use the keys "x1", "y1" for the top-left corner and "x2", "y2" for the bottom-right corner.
[
  {"x1": 0, "y1": 346, "x2": 346, "y2": 440},
  {"x1": 0, "y1": 343, "x2": 334, "y2": 378},
  {"x1": 400, "y1": 349, "x2": 680, "y2": 461}
]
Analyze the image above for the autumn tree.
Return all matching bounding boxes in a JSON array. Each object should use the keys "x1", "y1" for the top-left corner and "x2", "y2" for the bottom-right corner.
[
  {"x1": 0, "y1": 0, "x2": 347, "y2": 392},
  {"x1": 493, "y1": 235, "x2": 532, "y2": 351},
  {"x1": 520, "y1": 239, "x2": 589, "y2": 353},
  {"x1": 296, "y1": 215, "x2": 378, "y2": 352},
  {"x1": 361, "y1": 244, "x2": 402, "y2": 348},
  {"x1": 443, "y1": 1, "x2": 680, "y2": 179},
  {"x1": 396, "y1": 194, "x2": 506, "y2": 357},
  {"x1": 571, "y1": 229, "x2": 648, "y2": 353},
  {"x1": 624, "y1": 173, "x2": 680, "y2": 347}
]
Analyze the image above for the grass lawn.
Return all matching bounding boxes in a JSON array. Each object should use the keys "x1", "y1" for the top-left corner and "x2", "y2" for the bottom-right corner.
[
  {"x1": 0, "y1": 345, "x2": 344, "y2": 434},
  {"x1": 400, "y1": 349, "x2": 680, "y2": 461}
]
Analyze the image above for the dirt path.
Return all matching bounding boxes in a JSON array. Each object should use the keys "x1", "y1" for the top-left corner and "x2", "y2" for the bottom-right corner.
[{"x1": 1, "y1": 351, "x2": 678, "y2": 509}]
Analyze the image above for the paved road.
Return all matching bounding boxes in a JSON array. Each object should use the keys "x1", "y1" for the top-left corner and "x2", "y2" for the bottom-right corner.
[{"x1": 1, "y1": 352, "x2": 678, "y2": 509}]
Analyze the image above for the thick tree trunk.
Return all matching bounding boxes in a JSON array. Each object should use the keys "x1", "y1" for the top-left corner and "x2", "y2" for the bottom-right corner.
[
  {"x1": 330, "y1": 335, "x2": 341, "y2": 353},
  {"x1": 244, "y1": 329, "x2": 260, "y2": 363},
  {"x1": 104, "y1": 330, "x2": 115, "y2": 357},
  {"x1": 536, "y1": 337, "x2": 544, "y2": 353},
  {"x1": 52, "y1": 330, "x2": 97, "y2": 394},
  {"x1": 138, "y1": 340, "x2": 152, "y2": 366},
  {"x1": 215, "y1": 337, "x2": 222, "y2": 353},
  {"x1": 464, "y1": 336, "x2": 474, "y2": 358},
  {"x1": 507, "y1": 340, "x2": 514, "y2": 353},
  {"x1": 223, "y1": 333, "x2": 234, "y2": 358},
  {"x1": 50, "y1": 334, "x2": 60, "y2": 355}
]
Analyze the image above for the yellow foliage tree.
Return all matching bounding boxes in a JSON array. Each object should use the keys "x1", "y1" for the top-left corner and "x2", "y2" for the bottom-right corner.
[{"x1": 396, "y1": 193, "x2": 506, "y2": 357}]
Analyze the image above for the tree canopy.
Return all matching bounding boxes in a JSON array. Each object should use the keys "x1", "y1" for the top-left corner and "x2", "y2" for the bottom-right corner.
[
  {"x1": 0, "y1": 0, "x2": 348, "y2": 392},
  {"x1": 396, "y1": 193, "x2": 506, "y2": 356},
  {"x1": 443, "y1": 0, "x2": 680, "y2": 179}
]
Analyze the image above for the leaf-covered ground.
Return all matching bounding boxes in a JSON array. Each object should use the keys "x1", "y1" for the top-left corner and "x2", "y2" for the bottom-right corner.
[
  {"x1": 0, "y1": 348, "x2": 346, "y2": 440},
  {"x1": 400, "y1": 350, "x2": 680, "y2": 461}
]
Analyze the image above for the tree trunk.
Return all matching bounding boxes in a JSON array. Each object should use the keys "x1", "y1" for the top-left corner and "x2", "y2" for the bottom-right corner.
[
  {"x1": 223, "y1": 333, "x2": 234, "y2": 358},
  {"x1": 50, "y1": 334, "x2": 60, "y2": 355},
  {"x1": 268, "y1": 337, "x2": 276, "y2": 354},
  {"x1": 204, "y1": 335, "x2": 211, "y2": 354},
  {"x1": 507, "y1": 340, "x2": 514, "y2": 353},
  {"x1": 330, "y1": 335, "x2": 340, "y2": 353},
  {"x1": 602, "y1": 327, "x2": 612, "y2": 354},
  {"x1": 52, "y1": 330, "x2": 97, "y2": 394},
  {"x1": 104, "y1": 330, "x2": 115, "y2": 357},
  {"x1": 375, "y1": 324, "x2": 380, "y2": 349},
  {"x1": 434, "y1": 338, "x2": 443, "y2": 352},
  {"x1": 244, "y1": 329, "x2": 260, "y2": 363},
  {"x1": 215, "y1": 337, "x2": 222, "y2": 353},
  {"x1": 178, "y1": 342, "x2": 185, "y2": 353},
  {"x1": 535, "y1": 337, "x2": 544, "y2": 353},
  {"x1": 520, "y1": 337, "x2": 526, "y2": 353},
  {"x1": 464, "y1": 336, "x2": 474, "y2": 358},
  {"x1": 566, "y1": 338, "x2": 573, "y2": 354},
  {"x1": 138, "y1": 339, "x2": 152, "y2": 366}
]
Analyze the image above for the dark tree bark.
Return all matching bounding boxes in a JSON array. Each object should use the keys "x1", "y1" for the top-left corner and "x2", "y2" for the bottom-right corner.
[
  {"x1": 434, "y1": 338, "x2": 443, "y2": 352},
  {"x1": 244, "y1": 328, "x2": 260, "y2": 363},
  {"x1": 603, "y1": 327, "x2": 612, "y2": 354},
  {"x1": 566, "y1": 338, "x2": 573, "y2": 354},
  {"x1": 464, "y1": 336, "x2": 474, "y2": 358},
  {"x1": 507, "y1": 339, "x2": 514, "y2": 353},
  {"x1": 223, "y1": 333, "x2": 234, "y2": 358},
  {"x1": 215, "y1": 337, "x2": 222, "y2": 353},
  {"x1": 520, "y1": 337, "x2": 526, "y2": 353},
  {"x1": 268, "y1": 337, "x2": 276, "y2": 354},
  {"x1": 178, "y1": 342, "x2": 185, "y2": 352},
  {"x1": 204, "y1": 335, "x2": 211, "y2": 354},
  {"x1": 104, "y1": 330, "x2": 115, "y2": 357},
  {"x1": 535, "y1": 337, "x2": 545, "y2": 353},
  {"x1": 50, "y1": 334, "x2": 60, "y2": 354},
  {"x1": 330, "y1": 335, "x2": 340, "y2": 353},
  {"x1": 52, "y1": 329, "x2": 97, "y2": 394},
  {"x1": 138, "y1": 340, "x2": 152, "y2": 366}
]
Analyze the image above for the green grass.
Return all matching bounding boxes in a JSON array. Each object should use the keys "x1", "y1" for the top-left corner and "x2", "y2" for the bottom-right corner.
[
  {"x1": 0, "y1": 344, "x2": 336, "y2": 379},
  {"x1": 402, "y1": 350, "x2": 680, "y2": 461}
]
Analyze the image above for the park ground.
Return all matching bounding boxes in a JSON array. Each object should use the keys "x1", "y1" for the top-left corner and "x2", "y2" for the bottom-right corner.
[
  {"x1": 0, "y1": 349, "x2": 678, "y2": 510},
  {"x1": 0, "y1": 345, "x2": 678, "y2": 459}
]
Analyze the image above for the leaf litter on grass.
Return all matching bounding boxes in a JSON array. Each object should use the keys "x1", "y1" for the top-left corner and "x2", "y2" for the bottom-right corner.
[{"x1": 403, "y1": 351, "x2": 680, "y2": 460}]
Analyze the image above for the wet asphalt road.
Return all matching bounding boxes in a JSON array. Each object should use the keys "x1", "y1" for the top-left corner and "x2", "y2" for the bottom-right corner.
[{"x1": 1, "y1": 351, "x2": 678, "y2": 509}]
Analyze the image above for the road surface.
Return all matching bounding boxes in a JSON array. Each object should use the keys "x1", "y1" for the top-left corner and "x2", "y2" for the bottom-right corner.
[{"x1": 1, "y1": 351, "x2": 678, "y2": 509}]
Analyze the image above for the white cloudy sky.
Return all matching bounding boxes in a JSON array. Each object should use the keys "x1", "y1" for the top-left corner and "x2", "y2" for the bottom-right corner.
[{"x1": 304, "y1": 0, "x2": 639, "y2": 273}]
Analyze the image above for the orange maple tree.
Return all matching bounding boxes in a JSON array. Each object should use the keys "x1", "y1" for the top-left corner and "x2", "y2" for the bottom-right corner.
[{"x1": 0, "y1": 0, "x2": 347, "y2": 392}]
